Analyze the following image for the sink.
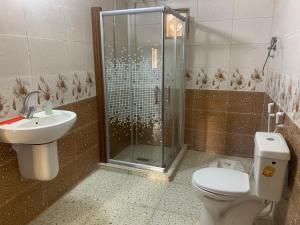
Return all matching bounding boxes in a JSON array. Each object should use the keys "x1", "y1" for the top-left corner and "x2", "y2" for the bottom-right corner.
[
  {"x1": 0, "y1": 110, "x2": 76, "y2": 144},
  {"x1": 0, "y1": 110, "x2": 77, "y2": 181}
]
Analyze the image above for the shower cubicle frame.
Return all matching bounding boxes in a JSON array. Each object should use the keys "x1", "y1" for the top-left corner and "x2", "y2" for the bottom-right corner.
[{"x1": 99, "y1": 6, "x2": 186, "y2": 172}]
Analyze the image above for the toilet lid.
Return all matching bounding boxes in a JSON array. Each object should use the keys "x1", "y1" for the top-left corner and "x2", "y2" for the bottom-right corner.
[{"x1": 192, "y1": 168, "x2": 250, "y2": 196}]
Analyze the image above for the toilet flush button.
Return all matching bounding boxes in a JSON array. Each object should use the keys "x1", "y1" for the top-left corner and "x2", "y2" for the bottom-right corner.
[{"x1": 266, "y1": 137, "x2": 275, "y2": 141}]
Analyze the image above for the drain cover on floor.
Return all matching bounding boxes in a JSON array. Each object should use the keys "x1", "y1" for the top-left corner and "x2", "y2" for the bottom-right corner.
[{"x1": 136, "y1": 157, "x2": 150, "y2": 162}]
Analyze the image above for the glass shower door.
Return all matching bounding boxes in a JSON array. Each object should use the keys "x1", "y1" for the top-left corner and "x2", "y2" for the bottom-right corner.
[
  {"x1": 173, "y1": 18, "x2": 185, "y2": 155},
  {"x1": 102, "y1": 14, "x2": 133, "y2": 163},
  {"x1": 130, "y1": 12, "x2": 164, "y2": 167},
  {"x1": 102, "y1": 11, "x2": 165, "y2": 169},
  {"x1": 101, "y1": 7, "x2": 185, "y2": 171},
  {"x1": 163, "y1": 12, "x2": 185, "y2": 168}
]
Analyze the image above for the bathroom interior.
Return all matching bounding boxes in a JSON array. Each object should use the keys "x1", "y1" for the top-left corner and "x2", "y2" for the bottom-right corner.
[{"x1": 0, "y1": 0, "x2": 299, "y2": 225}]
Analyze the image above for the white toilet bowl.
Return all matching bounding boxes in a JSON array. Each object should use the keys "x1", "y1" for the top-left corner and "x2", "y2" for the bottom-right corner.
[
  {"x1": 192, "y1": 132, "x2": 291, "y2": 225},
  {"x1": 192, "y1": 167, "x2": 265, "y2": 225}
]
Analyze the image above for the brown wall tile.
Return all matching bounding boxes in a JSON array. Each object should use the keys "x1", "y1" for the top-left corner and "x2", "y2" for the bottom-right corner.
[
  {"x1": 0, "y1": 143, "x2": 15, "y2": 165},
  {"x1": 191, "y1": 110, "x2": 226, "y2": 132},
  {"x1": 184, "y1": 129, "x2": 194, "y2": 149},
  {"x1": 67, "y1": 97, "x2": 98, "y2": 131},
  {"x1": 226, "y1": 113, "x2": 262, "y2": 135},
  {"x1": 57, "y1": 133, "x2": 77, "y2": 167},
  {"x1": 75, "y1": 121, "x2": 99, "y2": 155},
  {"x1": 227, "y1": 91, "x2": 264, "y2": 113},
  {"x1": 0, "y1": 159, "x2": 37, "y2": 208},
  {"x1": 185, "y1": 89, "x2": 195, "y2": 109},
  {"x1": 186, "y1": 89, "x2": 228, "y2": 111},
  {"x1": 224, "y1": 133, "x2": 254, "y2": 157},
  {"x1": 191, "y1": 130, "x2": 225, "y2": 148},
  {"x1": 184, "y1": 90, "x2": 264, "y2": 157},
  {"x1": 77, "y1": 144, "x2": 99, "y2": 180},
  {"x1": 0, "y1": 183, "x2": 45, "y2": 225},
  {"x1": 185, "y1": 108, "x2": 193, "y2": 129},
  {"x1": 190, "y1": 130, "x2": 226, "y2": 154}
]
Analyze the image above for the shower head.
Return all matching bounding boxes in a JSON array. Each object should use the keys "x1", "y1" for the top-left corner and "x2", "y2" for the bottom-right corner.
[{"x1": 268, "y1": 36, "x2": 277, "y2": 51}]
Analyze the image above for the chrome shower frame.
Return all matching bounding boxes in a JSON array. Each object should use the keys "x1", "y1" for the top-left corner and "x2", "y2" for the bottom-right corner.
[{"x1": 100, "y1": 6, "x2": 186, "y2": 173}]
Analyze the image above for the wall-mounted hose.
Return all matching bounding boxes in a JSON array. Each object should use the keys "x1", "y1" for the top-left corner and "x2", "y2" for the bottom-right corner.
[{"x1": 262, "y1": 37, "x2": 278, "y2": 77}]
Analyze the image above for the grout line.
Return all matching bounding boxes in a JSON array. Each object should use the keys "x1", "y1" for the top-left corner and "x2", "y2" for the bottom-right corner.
[{"x1": 21, "y1": 0, "x2": 34, "y2": 93}]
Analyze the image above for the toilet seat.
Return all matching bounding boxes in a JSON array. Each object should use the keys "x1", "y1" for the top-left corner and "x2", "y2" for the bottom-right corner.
[
  {"x1": 192, "y1": 168, "x2": 250, "y2": 197},
  {"x1": 193, "y1": 182, "x2": 239, "y2": 201}
]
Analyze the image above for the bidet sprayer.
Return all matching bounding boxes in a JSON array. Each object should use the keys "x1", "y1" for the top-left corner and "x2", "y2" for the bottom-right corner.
[{"x1": 262, "y1": 36, "x2": 278, "y2": 77}]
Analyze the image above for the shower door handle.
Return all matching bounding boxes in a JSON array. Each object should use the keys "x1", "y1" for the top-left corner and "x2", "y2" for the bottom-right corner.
[{"x1": 155, "y1": 86, "x2": 159, "y2": 104}]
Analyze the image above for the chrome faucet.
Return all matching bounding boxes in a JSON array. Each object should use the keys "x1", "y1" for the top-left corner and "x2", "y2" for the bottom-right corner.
[{"x1": 22, "y1": 91, "x2": 40, "y2": 118}]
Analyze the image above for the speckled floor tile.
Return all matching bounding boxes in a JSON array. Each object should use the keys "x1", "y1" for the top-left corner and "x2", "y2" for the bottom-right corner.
[
  {"x1": 78, "y1": 201, "x2": 155, "y2": 225},
  {"x1": 172, "y1": 163, "x2": 203, "y2": 186},
  {"x1": 149, "y1": 210, "x2": 201, "y2": 225},
  {"x1": 111, "y1": 175, "x2": 168, "y2": 208},
  {"x1": 28, "y1": 151, "x2": 254, "y2": 225},
  {"x1": 174, "y1": 153, "x2": 253, "y2": 186},
  {"x1": 67, "y1": 169, "x2": 129, "y2": 203},
  {"x1": 29, "y1": 195, "x2": 101, "y2": 225},
  {"x1": 157, "y1": 183, "x2": 203, "y2": 216}
]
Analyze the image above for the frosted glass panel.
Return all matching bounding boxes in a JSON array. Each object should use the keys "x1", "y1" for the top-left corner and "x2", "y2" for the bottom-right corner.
[{"x1": 101, "y1": 8, "x2": 185, "y2": 170}]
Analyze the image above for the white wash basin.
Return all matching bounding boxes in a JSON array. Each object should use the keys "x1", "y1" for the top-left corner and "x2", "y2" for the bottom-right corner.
[
  {"x1": 0, "y1": 110, "x2": 77, "y2": 181},
  {"x1": 0, "y1": 110, "x2": 76, "y2": 145}
]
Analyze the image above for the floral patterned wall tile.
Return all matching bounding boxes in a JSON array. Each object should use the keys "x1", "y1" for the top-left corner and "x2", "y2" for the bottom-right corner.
[
  {"x1": 33, "y1": 71, "x2": 96, "y2": 109},
  {"x1": 192, "y1": 67, "x2": 229, "y2": 90},
  {"x1": 32, "y1": 74, "x2": 70, "y2": 109},
  {"x1": 185, "y1": 69, "x2": 194, "y2": 89},
  {"x1": 0, "y1": 76, "x2": 34, "y2": 121},
  {"x1": 228, "y1": 67, "x2": 265, "y2": 92},
  {"x1": 266, "y1": 71, "x2": 300, "y2": 128},
  {"x1": 0, "y1": 71, "x2": 96, "y2": 122},
  {"x1": 70, "y1": 71, "x2": 96, "y2": 102},
  {"x1": 185, "y1": 66, "x2": 265, "y2": 92}
]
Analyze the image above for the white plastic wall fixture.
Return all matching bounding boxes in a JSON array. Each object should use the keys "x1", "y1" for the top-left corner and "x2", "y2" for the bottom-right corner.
[
  {"x1": 267, "y1": 102, "x2": 274, "y2": 114},
  {"x1": 12, "y1": 141, "x2": 59, "y2": 181},
  {"x1": 275, "y1": 112, "x2": 285, "y2": 124}
]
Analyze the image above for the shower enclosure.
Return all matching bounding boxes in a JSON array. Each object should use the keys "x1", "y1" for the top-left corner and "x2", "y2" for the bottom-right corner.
[{"x1": 100, "y1": 6, "x2": 186, "y2": 172}]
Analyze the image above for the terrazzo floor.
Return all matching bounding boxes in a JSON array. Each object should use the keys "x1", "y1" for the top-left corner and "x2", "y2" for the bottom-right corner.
[{"x1": 28, "y1": 150, "x2": 255, "y2": 225}]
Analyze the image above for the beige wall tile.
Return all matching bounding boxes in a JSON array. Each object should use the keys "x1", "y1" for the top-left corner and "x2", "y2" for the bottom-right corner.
[
  {"x1": 0, "y1": 0, "x2": 26, "y2": 35},
  {"x1": 29, "y1": 38, "x2": 70, "y2": 75},
  {"x1": 234, "y1": 0, "x2": 274, "y2": 19},
  {"x1": 0, "y1": 36, "x2": 31, "y2": 78},
  {"x1": 197, "y1": 0, "x2": 234, "y2": 21},
  {"x1": 232, "y1": 18, "x2": 273, "y2": 44},
  {"x1": 24, "y1": 0, "x2": 66, "y2": 40}
]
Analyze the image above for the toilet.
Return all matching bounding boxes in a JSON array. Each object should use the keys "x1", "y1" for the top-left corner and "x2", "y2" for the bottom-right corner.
[{"x1": 192, "y1": 132, "x2": 290, "y2": 225}]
